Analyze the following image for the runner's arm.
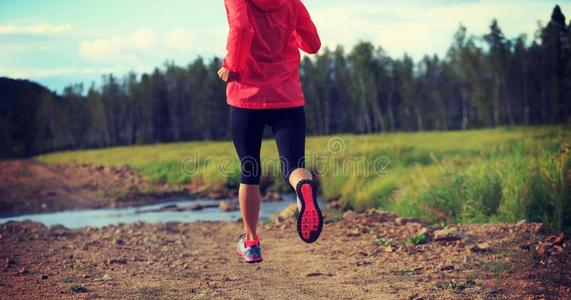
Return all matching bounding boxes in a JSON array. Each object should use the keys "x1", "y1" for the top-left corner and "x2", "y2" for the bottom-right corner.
[
  {"x1": 294, "y1": 0, "x2": 321, "y2": 54},
  {"x1": 223, "y1": 0, "x2": 254, "y2": 72}
]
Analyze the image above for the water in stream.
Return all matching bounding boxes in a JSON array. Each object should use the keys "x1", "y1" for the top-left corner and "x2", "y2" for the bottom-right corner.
[{"x1": 0, "y1": 196, "x2": 296, "y2": 228}]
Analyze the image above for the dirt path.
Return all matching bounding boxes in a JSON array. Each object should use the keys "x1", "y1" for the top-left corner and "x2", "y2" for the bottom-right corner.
[
  {"x1": 1, "y1": 211, "x2": 569, "y2": 299},
  {"x1": 0, "y1": 160, "x2": 192, "y2": 218}
]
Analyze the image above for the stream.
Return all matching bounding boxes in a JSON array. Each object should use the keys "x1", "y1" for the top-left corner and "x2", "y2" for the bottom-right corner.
[{"x1": 0, "y1": 196, "x2": 296, "y2": 228}]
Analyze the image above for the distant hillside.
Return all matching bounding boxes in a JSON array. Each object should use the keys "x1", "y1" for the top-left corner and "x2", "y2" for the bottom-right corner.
[
  {"x1": 0, "y1": 77, "x2": 61, "y2": 158},
  {"x1": 0, "y1": 77, "x2": 55, "y2": 112}
]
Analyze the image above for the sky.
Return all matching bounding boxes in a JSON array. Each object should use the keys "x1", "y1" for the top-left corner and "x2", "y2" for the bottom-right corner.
[{"x1": 1, "y1": 0, "x2": 570, "y2": 93}]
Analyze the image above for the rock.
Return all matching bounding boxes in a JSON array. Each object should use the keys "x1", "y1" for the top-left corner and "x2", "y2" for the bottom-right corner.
[
  {"x1": 208, "y1": 191, "x2": 227, "y2": 200},
  {"x1": 15, "y1": 267, "x2": 28, "y2": 275},
  {"x1": 356, "y1": 261, "x2": 372, "y2": 267},
  {"x1": 416, "y1": 227, "x2": 429, "y2": 237},
  {"x1": 186, "y1": 203, "x2": 205, "y2": 211},
  {"x1": 263, "y1": 192, "x2": 282, "y2": 202},
  {"x1": 516, "y1": 220, "x2": 545, "y2": 234},
  {"x1": 328, "y1": 200, "x2": 343, "y2": 210},
  {"x1": 70, "y1": 285, "x2": 88, "y2": 293},
  {"x1": 433, "y1": 227, "x2": 464, "y2": 242},
  {"x1": 107, "y1": 257, "x2": 128, "y2": 264},
  {"x1": 408, "y1": 293, "x2": 424, "y2": 300},
  {"x1": 549, "y1": 233, "x2": 566, "y2": 246},
  {"x1": 219, "y1": 200, "x2": 239, "y2": 212},
  {"x1": 273, "y1": 204, "x2": 298, "y2": 223},
  {"x1": 48, "y1": 224, "x2": 70, "y2": 238},
  {"x1": 470, "y1": 242, "x2": 491, "y2": 253},
  {"x1": 343, "y1": 210, "x2": 357, "y2": 220},
  {"x1": 99, "y1": 274, "x2": 113, "y2": 281},
  {"x1": 306, "y1": 272, "x2": 333, "y2": 277},
  {"x1": 364, "y1": 209, "x2": 398, "y2": 223},
  {"x1": 347, "y1": 228, "x2": 361, "y2": 237},
  {"x1": 164, "y1": 222, "x2": 181, "y2": 233},
  {"x1": 395, "y1": 217, "x2": 421, "y2": 226},
  {"x1": 41, "y1": 274, "x2": 49, "y2": 280}
]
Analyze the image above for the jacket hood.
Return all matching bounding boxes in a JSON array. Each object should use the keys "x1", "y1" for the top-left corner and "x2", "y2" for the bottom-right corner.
[{"x1": 251, "y1": 0, "x2": 288, "y2": 11}]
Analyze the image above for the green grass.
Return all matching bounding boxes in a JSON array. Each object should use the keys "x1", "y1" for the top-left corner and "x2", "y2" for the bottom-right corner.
[{"x1": 36, "y1": 125, "x2": 571, "y2": 231}]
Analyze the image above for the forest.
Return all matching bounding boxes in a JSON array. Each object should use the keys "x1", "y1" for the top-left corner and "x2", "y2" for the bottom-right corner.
[{"x1": 0, "y1": 5, "x2": 569, "y2": 159}]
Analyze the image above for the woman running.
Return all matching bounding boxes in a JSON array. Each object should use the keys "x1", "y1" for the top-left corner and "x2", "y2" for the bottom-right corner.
[{"x1": 218, "y1": 0, "x2": 323, "y2": 263}]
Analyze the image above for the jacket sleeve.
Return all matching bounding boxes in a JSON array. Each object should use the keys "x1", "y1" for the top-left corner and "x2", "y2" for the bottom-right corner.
[
  {"x1": 294, "y1": 0, "x2": 321, "y2": 54},
  {"x1": 223, "y1": 0, "x2": 254, "y2": 72}
]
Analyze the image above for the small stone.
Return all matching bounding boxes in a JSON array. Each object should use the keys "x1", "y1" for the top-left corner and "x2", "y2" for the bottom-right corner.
[
  {"x1": 186, "y1": 203, "x2": 204, "y2": 211},
  {"x1": 434, "y1": 227, "x2": 464, "y2": 242},
  {"x1": 395, "y1": 217, "x2": 420, "y2": 226},
  {"x1": 107, "y1": 257, "x2": 128, "y2": 264},
  {"x1": 211, "y1": 291, "x2": 221, "y2": 297},
  {"x1": 343, "y1": 210, "x2": 357, "y2": 220},
  {"x1": 347, "y1": 228, "x2": 361, "y2": 237},
  {"x1": 15, "y1": 267, "x2": 28, "y2": 275},
  {"x1": 41, "y1": 274, "x2": 49, "y2": 280},
  {"x1": 275, "y1": 204, "x2": 298, "y2": 222},
  {"x1": 219, "y1": 200, "x2": 239, "y2": 212},
  {"x1": 408, "y1": 293, "x2": 424, "y2": 300},
  {"x1": 263, "y1": 192, "x2": 282, "y2": 202},
  {"x1": 100, "y1": 274, "x2": 112, "y2": 281},
  {"x1": 356, "y1": 261, "x2": 372, "y2": 267},
  {"x1": 70, "y1": 285, "x2": 88, "y2": 293},
  {"x1": 471, "y1": 242, "x2": 491, "y2": 253},
  {"x1": 416, "y1": 227, "x2": 429, "y2": 237},
  {"x1": 439, "y1": 264, "x2": 455, "y2": 271},
  {"x1": 306, "y1": 272, "x2": 333, "y2": 277},
  {"x1": 551, "y1": 233, "x2": 566, "y2": 246}
]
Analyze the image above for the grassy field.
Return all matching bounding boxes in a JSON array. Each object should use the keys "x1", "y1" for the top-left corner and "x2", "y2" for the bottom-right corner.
[{"x1": 37, "y1": 126, "x2": 571, "y2": 231}]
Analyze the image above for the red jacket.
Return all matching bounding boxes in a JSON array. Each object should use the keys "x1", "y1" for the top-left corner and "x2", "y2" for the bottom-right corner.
[{"x1": 223, "y1": 0, "x2": 321, "y2": 109}]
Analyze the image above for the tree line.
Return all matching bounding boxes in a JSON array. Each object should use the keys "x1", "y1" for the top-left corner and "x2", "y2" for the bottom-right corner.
[{"x1": 1, "y1": 5, "x2": 570, "y2": 158}]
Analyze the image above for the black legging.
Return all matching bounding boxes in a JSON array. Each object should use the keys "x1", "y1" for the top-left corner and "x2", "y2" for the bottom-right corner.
[{"x1": 230, "y1": 106, "x2": 305, "y2": 185}]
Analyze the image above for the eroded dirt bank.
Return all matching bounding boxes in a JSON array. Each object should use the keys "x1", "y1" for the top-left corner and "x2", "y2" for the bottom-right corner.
[
  {"x1": 0, "y1": 210, "x2": 569, "y2": 299},
  {"x1": 0, "y1": 160, "x2": 199, "y2": 218}
]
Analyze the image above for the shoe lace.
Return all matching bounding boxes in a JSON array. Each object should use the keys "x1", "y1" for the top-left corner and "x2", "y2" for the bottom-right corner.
[{"x1": 245, "y1": 245, "x2": 261, "y2": 258}]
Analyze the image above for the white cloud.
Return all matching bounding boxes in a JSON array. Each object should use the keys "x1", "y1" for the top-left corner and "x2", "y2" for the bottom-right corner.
[
  {"x1": 79, "y1": 28, "x2": 157, "y2": 63},
  {"x1": 0, "y1": 22, "x2": 71, "y2": 35},
  {"x1": 163, "y1": 28, "x2": 197, "y2": 51},
  {"x1": 0, "y1": 67, "x2": 134, "y2": 79},
  {"x1": 79, "y1": 27, "x2": 226, "y2": 63},
  {"x1": 309, "y1": 0, "x2": 570, "y2": 59}
]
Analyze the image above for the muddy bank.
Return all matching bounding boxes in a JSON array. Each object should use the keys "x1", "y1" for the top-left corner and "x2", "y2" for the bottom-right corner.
[
  {"x1": 0, "y1": 210, "x2": 569, "y2": 299},
  {"x1": 0, "y1": 160, "x2": 252, "y2": 218}
]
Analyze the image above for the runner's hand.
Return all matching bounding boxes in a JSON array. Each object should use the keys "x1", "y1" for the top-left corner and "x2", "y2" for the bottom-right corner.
[{"x1": 217, "y1": 66, "x2": 236, "y2": 82}]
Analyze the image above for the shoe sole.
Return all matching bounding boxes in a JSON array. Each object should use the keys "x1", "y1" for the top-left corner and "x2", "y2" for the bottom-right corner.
[
  {"x1": 236, "y1": 249, "x2": 263, "y2": 263},
  {"x1": 296, "y1": 179, "x2": 323, "y2": 243}
]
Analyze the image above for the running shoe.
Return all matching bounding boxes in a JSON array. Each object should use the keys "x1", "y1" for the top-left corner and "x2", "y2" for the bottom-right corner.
[
  {"x1": 236, "y1": 234, "x2": 263, "y2": 263},
  {"x1": 295, "y1": 179, "x2": 323, "y2": 243}
]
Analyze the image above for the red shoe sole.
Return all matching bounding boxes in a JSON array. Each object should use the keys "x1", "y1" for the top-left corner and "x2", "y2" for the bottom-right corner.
[{"x1": 296, "y1": 180, "x2": 323, "y2": 243}]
